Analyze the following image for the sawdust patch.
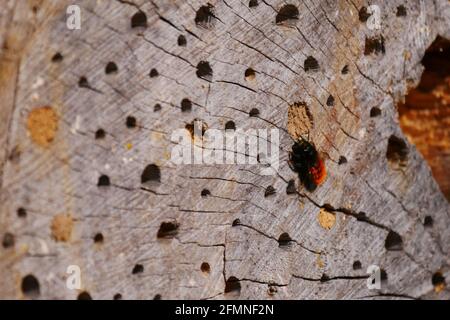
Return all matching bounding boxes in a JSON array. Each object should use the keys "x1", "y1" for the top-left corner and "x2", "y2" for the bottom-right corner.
[
  {"x1": 318, "y1": 208, "x2": 336, "y2": 230},
  {"x1": 287, "y1": 102, "x2": 313, "y2": 140},
  {"x1": 27, "y1": 106, "x2": 58, "y2": 147},
  {"x1": 51, "y1": 214, "x2": 73, "y2": 242}
]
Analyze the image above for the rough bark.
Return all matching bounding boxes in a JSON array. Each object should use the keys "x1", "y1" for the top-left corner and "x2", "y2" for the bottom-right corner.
[{"x1": 0, "y1": 0, "x2": 449, "y2": 300}]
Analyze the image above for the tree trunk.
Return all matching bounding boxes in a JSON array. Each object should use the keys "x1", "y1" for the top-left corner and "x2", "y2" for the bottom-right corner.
[{"x1": 0, "y1": 0, "x2": 449, "y2": 300}]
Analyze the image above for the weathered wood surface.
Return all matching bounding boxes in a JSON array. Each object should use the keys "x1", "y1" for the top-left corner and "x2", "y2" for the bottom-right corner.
[{"x1": 0, "y1": 0, "x2": 449, "y2": 299}]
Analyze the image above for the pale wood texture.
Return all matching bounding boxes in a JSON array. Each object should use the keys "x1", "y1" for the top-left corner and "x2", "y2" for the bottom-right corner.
[{"x1": 0, "y1": 0, "x2": 449, "y2": 300}]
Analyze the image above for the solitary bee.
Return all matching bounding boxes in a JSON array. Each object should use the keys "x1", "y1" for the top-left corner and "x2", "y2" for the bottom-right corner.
[{"x1": 289, "y1": 138, "x2": 327, "y2": 192}]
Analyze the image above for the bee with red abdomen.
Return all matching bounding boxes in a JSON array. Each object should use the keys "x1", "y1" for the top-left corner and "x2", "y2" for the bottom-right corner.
[{"x1": 289, "y1": 138, "x2": 327, "y2": 192}]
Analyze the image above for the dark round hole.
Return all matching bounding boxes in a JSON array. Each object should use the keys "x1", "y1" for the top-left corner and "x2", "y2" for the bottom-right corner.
[
  {"x1": 141, "y1": 164, "x2": 161, "y2": 184},
  {"x1": 201, "y1": 189, "x2": 211, "y2": 197},
  {"x1": 278, "y1": 232, "x2": 292, "y2": 247},
  {"x1": 276, "y1": 4, "x2": 299, "y2": 24},
  {"x1": 396, "y1": 5, "x2": 407, "y2": 17},
  {"x1": 326, "y1": 95, "x2": 335, "y2": 107},
  {"x1": 386, "y1": 135, "x2": 408, "y2": 164},
  {"x1": 385, "y1": 230, "x2": 403, "y2": 251},
  {"x1": 286, "y1": 179, "x2": 296, "y2": 194},
  {"x1": 358, "y1": 7, "x2": 370, "y2": 22},
  {"x1": 181, "y1": 98, "x2": 192, "y2": 112},
  {"x1": 225, "y1": 121, "x2": 236, "y2": 130},
  {"x1": 370, "y1": 107, "x2": 381, "y2": 117},
  {"x1": 105, "y1": 62, "x2": 118, "y2": 74},
  {"x1": 338, "y1": 156, "x2": 347, "y2": 165},
  {"x1": 78, "y1": 76, "x2": 89, "y2": 88},
  {"x1": 21, "y1": 274, "x2": 40, "y2": 298},
  {"x1": 113, "y1": 293, "x2": 122, "y2": 300},
  {"x1": 149, "y1": 68, "x2": 159, "y2": 78},
  {"x1": 177, "y1": 35, "x2": 187, "y2": 46},
  {"x1": 249, "y1": 0, "x2": 258, "y2": 8},
  {"x1": 196, "y1": 61, "x2": 213, "y2": 81},
  {"x1": 304, "y1": 56, "x2": 319, "y2": 72},
  {"x1": 352, "y1": 260, "x2": 362, "y2": 270},
  {"x1": 341, "y1": 65, "x2": 349, "y2": 74},
  {"x1": 97, "y1": 175, "x2": 110, "y2": 187},
  {"x1": 195, "y1": 4, "x2": 215, "y2": 28},
  {"x1": 77, "y1": 291, "x2": 92, "y2": 300},
  {"x1": 224, "y1": 276, "x2": 241, "y2": 296},
  {"x1": 132, "y1": 264, "x2": 144, "y2": 274},
  {"x1": 244, "y1": 68, "x2": 256, "y2": 81},
  {"x1": 264, "y1": 185, "x2": 276, "y2": 197},
  {"x1": 200, "y1": 262, "x2": 211, "y2": 274},
  {"x1": 249, "y1": 108, "x2": 259, "y2": 117},
  {"x1": 153, "y1": 294, "x2": 162, "y2": 300},
  {"x1": 95, "y1": 129, "x2": 106, "y2": 140},
  {"x1": 424, "y1": 215, "x2": 433, "y2": 227},
  {"x1": 131, "y1": 11, "x2": 147, "y2": 28},
  {"x1": 157, "y1": 221, "x2": 179, "y2": 239},
  {"x1": 232, "y1": 219, "x2": 241, "y2": 227},
  {"x1": 51, "y1": 52, "x2": 63, "y2": 63},
  {"x1": 2, "y1": 232, "x2": 15, "y2": 248},
  {"x1": 17, "y1": 207, "x2": 27, "y2": 218},
  {"x1": 126, "y1": 116, "x2": 137, "y2": 128},
  {"x1": 154, "y1": 104, "x2": 162, "y2": 112},
  {"x1": 93, "y1": 233, "x2": 104, "y2": 244},
  {"x1": 432, "y1": 272, "x2": 445, "y2": 286}
]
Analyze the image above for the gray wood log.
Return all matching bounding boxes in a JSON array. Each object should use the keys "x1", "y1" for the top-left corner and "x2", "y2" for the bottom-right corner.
[{"x1": 0, "y1": 0, "x2": 449, "y2": 299}]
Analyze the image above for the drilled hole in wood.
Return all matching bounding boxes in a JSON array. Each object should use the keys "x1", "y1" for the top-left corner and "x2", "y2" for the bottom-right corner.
[
  {"x1": 17, "y1": 207, "x2": 27, "y2": 218},
  {"x1": 93, "y1": 233, "x2": 104, "y2": 244},
  {"x1": 105, "y1": 61, "x2": 118, "y2": 74},
  {"x1": 141, "y1": 164, "x2": 161, "y2": 184},
  {"x1": 370, "y1": 107, "x2": 381, "y2": 117},
  {"x1": 181, "y1": 98, "x2": 192, "y2": 112},
  {"x1": 149, "y1": 68, "x2": 159, "y2": 78},
  {"x1": 396, "y1": 5, "x2": 407, "y2": 17},
  {"x1": 131, "y1": 11, "x2": 147, "y2": 28},
  {"x1": 264, "y1": 185, "x2": 276, "y2": 197},
  {"x1": 268, "y1": 285, "x2": 277, "y2": 296},
  {"x1": 51, "y1": 52, "x2": 63, "y2": 63},
  {"x1": 244, "y1": 68, "x2": 256, "y2": 81},
  {"x1": 286, "y1": 179, "x2": 296, "y2": 194},
  {"x1": 132, "y1": 264, "x2": 144, "y2": 274},
  {"x1": 232, "y1": 219, "x2": 241, "y2": 227},
  {"x1": 338, "y1": 156, "x2": 347, "y2": 165},
  {"x1": 352, "y1": 260, "x2": 362, "y2": 270},
  {"x1": 2, "y1": 232, "x2": 14, "y2": 248},
  {"x1": 278, "y1": 232, "x2": 292, "y2": 247},
  {"x1": 200, "y1": 262, "x2": 211, "y2": 274},
  {"x1": 385, "y1": 230, "x2": 403, "y2": 251},
  {"x1": 177, "y1": 35, "x2": 187, "y2": 46},
  {"x1": 364, "y1": 36, "x2": 386, "y2": 55},
  {"x1": 276, "y1": 4, "x2": 299, "y2": 24},
  {"x1": 126, "y1": 116, "x2": 137, "y2": 128},
  {"x1": 249, "y1": 108, "x2": 259, "y2": 117},
  {"x1": 358, "y1": 7, "x2": 370, "y2": 22},
  {"x1": 77, "y1": 291, "x2": 92, "y2": 300},
  {"x1": 78, "y1": 76, "x2": 89, "y2": 88},
  {"x1": 304, "y1": 56, "x2": 319, "y2": 72},
  {"x1": 153, "y1": 294, "x2": 162, "y2": 300},
  {"x1": 201, "y1": 189, "x2": 211, "y2": 197},
  {"x1": 95, "y1": 129, "x2": 105, "y2": 140},
  {"x1": 195, "y1": 4, "x2": 216, "y2": 28},
  {"x1": 157, "y1": 221, "x2": 179, "y2": 239},
  {"x1": 386, "y1": 135, "x2": 408, "y2": 165},
  {"x1": 196, "y1": 61, "x2": 213, "y2": 81},
  {"x1": 326, "y1": 95, "x2": 335, "y2": 107},
  {"x1": 380, "y1": 269, "x2": 388, "y2": 282},
  {"x1": 225, "y1": 121, "x2": 236, "y2": 130},
  {"x1": 432, "y1": 271, "x2": 446, "y2": 288},
  {"x1": 113, "y1": 293, "x2": 122, "y2": 300},
  {"x1": 97, "y1": 175, "x2": 110, "y2": 187},
  {"x1": 21, "y1": 274, "x2": 40, "y2": 299},
  {"x1": 341, "y1": 65, "x2": 349, "y2": 74},
  {"x1": 154, "y1": 104, "x2": 162, "y2": 112},
  {"x1": 424, "y1": 215, "x2": 433, "y2": 227},
  {"x1": 224, "y1": 277, "x2": 241, "y2": 296},
  {"x1": 249, "y1": 0, "x2": 258, "y2": 8}
]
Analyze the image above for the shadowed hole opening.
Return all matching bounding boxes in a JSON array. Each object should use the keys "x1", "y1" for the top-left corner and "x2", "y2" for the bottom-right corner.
[
  {"x1": 97, "y1": 175, "x2": 110, "y2": 187},
  {"x1": 201, "y1": 189, "x2": 211, "y2": 197},
  {"x1": 386, "y1": 135, "x2": 408, "y2": 164},
  {"x1": 385, "y1": 231, "x2": 403, "y2": 251},
  {"x1": 278, "y1": 232, "x2": 292, "y2": 247},
  {"x1": 196, "y1": 61, "x2": 213, "y2": 81},
  {"x1": 353, "y1": 260, "x2": 362, "y2": 270},
  {"x1": 93, "y1": 233, "x2": 104, "y2": 244},
  {"x1": 264, "y1": 185, "x2": 276, "y2": 197},
  {"x1": 17, "y1": 207, "x2": 27, "y2": 218},
  {"x1": 276, "y1": 4, "x2": 299, "y2": 24},
  {"x1": 51, "y1": 52, "x2": 63, "y2": 63},
  {"x1": 153, "y1": 294, "x2": 162, "y2": 300},
  {"x1": 364, "y1": 36, "x2": 386, "y2": 55},
  {"x1": 131, "y1": 11, "x2": 147, "y2": 28},
  {"x1": 396, "y1": 5, "x2": 407, "y2": 17},
  {"x1": 341, "y1": 65, "x2": 349, "y2": 74},
  {"x1": 304, "y1": 56, "x2": 319, "y2": 72},
  {"x1": 249, "y1": 108, "x2": 259, "y2": 117},
  {"x1": 126, "y1": 116, "x2": 137, "y2": 128},
  {"x1": 195, "y1": 4, "x2": 216, "y2": 28},
  {"x1": 154, "y1": 104, "x2": 162, "y2": 112},
  {"x1": 21, "y1": 275, "x2": 40, "y2": 298},
  {"x1": 132, "y1": 264, "x2": 144, "y2": 274},
  {"x1": 157, "y1": 221, "x2": 179, "y2": 239},
  {"x1": 358, "y1": 7, "x2": 371, "y2": 22},
  {"x1": 244, "y1": 68, "x2": 256, "y2": 81},
  {"x1": 181, "y1": 98, "x2": 192, "y2": 112},
  {"x1": 370, "y1": 107, "x2": 381, "y2": 117},
  {"x1": 201, "y1": 262, "x2": 211, "y2": 274},
  {"x1": 77, "y1": 291, "x2": 92, "y2": 300},
  {"x1": 149, "y1": 68, "x2": 159, "y2": 78},
  {"x1": 424, "y1": 216, "x2": 433, "y2": 227},
  {"x1": 113, "y1": 293, "x2": 122, "y2": 300},
  {"x1": 432, "y1": 272, "x2": 446, "y2": 287},
  {"x1": 177, "y1": 35, "x2": 187, "y2": 46},
  {"x1": 224, "y1": 277, "x2": 241, "y2": 296},
  {"x1": 95, "y1": 129, "x2": 105, "y2": 140},
  {"x1": 232, "y1": 219, "x2": 241, "y2": 227},
  {"x1": 326, "y1": 95, "x2": 335, "y2": 107},
  {"x1": 338, "y1": 156, "x2": 347, "y2": 165},
  {"x1": 105, "y1": 62, "x2": 118, "y2": 74},
  {"x1": 141, "y1": 164, "x2": 161, "y2": 184},
  {"x1": 2, "y1": 232, "x2": 14, "y2": 248},
  {"x1": 225, "y1": 121, "x2": 235, "y2": 130},
  {"x1": 78, "y1": 76, "x2": 89, "y2": 88},
  {"x1": 249, "y1": 0, "x2": 258, "y2": 8},
  {"x1": 286, "y1": 179, "x2": 296, "y2": 194}
]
